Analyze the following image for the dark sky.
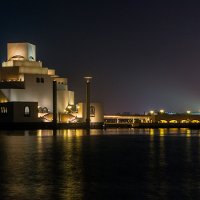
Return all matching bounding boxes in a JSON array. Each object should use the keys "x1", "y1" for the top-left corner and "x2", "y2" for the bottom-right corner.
[{"x1": 1, "y1": 0, "x2": 200, "y2": 114}]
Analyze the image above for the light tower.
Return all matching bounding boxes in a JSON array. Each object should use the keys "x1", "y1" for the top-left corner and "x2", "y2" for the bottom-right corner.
[{"x1": 84, "y1": 76, "x2": 92, "y2": 128}]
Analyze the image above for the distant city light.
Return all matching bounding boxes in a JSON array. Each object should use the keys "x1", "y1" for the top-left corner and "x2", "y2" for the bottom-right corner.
[
  {"x1": 160, "y1": 109, "x2": 165, "y2": 114},
  {"x1": 150, "y1": 110, "x2": 154, "y2": 114},
  {"x1": 186, "y1": 110, "x2": 191, "y2": 114}
]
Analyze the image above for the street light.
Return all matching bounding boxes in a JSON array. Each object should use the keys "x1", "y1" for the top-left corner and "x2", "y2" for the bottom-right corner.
[
  {"x1": 84, "y1": 76, "x2": 92, "y2": 128},
  {"x1": 160, "y1": 109, "x2": 165, "y2": 114},
  {"x1": 150, "y1": 110, "x2": 154, "y2": 115}
]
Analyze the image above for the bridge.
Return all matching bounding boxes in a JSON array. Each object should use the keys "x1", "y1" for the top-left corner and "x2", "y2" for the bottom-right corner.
[
  {"x1": 104, "y1": 115, "x2": 152, "y2": 124},
  {"x1": 104, "y1": 113, "x2": 200, "y2": 125}
]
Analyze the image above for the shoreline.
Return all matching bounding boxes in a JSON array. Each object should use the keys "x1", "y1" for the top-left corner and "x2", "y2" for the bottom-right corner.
[
  {"x1": 1, "y1": 122, "x2": 200, "y2": 130},
  {"x1": 0, "y1": 122, "x2": 104, "y2": 130},
  {"x1": 105, "y1": 123, "x2": 200, "y2": 129}
]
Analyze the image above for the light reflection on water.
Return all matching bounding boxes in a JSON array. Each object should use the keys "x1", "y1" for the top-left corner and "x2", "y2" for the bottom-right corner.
[
  {"x1": 0, "y1": 128, "x2": 200, "y2": 199},
  {"x1": 2, "y1": 128, "x2": 200, "y2": 137}
]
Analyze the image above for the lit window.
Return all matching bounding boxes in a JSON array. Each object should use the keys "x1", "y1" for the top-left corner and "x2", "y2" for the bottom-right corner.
[
  {"x1": 1, "y1": 107, "x2": 7, "y2": 114},
  {"x1": 90, "y1": 106, "x2": 95, "y2": 117},
  {"x1": 24, "y1": 106, "x2": 30, "y2": 117},
  {"x1": 10, "y1": 55, "x2": 25, "y2": 61}
]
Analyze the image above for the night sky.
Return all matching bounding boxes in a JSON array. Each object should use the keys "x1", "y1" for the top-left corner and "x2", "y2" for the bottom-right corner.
[{"x1": 1, "y1": 0, "x2": 200, "y2": 114}]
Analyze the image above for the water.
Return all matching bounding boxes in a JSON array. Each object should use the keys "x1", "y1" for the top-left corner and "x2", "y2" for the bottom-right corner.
[{"x1": 0, "y1": 128, "x2": 200, "y2": 199}]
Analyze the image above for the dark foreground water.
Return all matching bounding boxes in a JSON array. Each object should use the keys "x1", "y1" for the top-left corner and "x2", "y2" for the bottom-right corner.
[{"x1": 0, "y1": 128, "x2": 200, "y2": 200}]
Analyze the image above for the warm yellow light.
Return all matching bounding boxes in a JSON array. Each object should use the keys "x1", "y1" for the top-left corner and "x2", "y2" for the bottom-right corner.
[
  {"x1": 159, "y1": 128, "x2": 165, "y2": 136},
  {"x1": 150, "y1": 110, "x2": 154, "y2": 114},
  {"x1": 191, "y1": 120, "x2": 199, "y2": 123},
  {"x1": 160, "y1": 120, "x2": 167, "y2": 123},
  {"x1": 160, "y1": 109, "x2": 164, "y2": 114},
  {"x1": 186, "y1": 110, "x2": 191, "y2": 114},
  {"x1": 149, "y1": 129, "x2": 154, "y2": 136},
  {"x1": 169, "y1": 120, "x2": 178, "y2": 123},
  {"x1": 186, "y1": 129, "x2": 191, "y2": 137},
  {"x1": 68, "y1": 105, "x2": 72, "y2": 109},
  {"x1": 181, "y1": 120, "x2": 189, "y2": 123}
]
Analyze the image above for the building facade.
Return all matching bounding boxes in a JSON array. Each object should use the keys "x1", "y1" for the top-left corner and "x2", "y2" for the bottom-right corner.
[
  {"x1": 77, "y1": 102, "x2": 104, "y2": 123},
  {"x1": 0, "y1": 102, "x2": 38, "y2": 122},
  {"x1": 0, "y1": 42, "x2": 74, "y2": 122}
]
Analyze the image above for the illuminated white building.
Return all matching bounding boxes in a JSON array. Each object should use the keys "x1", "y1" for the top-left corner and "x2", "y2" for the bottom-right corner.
[{"x1": 0, "y1": 42, "x2": 74, "y2": 122}]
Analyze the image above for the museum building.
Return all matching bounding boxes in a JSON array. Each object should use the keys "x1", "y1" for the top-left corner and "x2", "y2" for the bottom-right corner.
[
  {"x1": 0, "y1": 42, "x2": 74, "y2": 122},
  {"x1": 0, "y1": 42, "x2": 104, "y2": 124}
]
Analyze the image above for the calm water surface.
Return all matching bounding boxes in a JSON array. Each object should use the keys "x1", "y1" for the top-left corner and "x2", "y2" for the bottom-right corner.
[{"x1": 0, "y1": 128, "x2": 200, "y2": 200}]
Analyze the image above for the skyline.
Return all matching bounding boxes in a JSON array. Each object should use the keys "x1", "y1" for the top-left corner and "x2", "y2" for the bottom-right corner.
[{"x1": 1, "y1": 0, "x2": 200, "y2": 114}]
